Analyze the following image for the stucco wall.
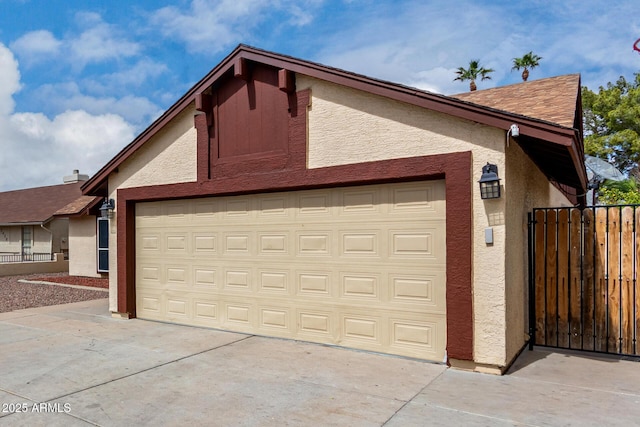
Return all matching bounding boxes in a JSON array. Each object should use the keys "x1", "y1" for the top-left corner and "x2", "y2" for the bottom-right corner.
[
  {"x1": 105, "y1": 74, "x2": 571, "y2": 368},
  {"x1": 47, "y1": 218, "x2": 69, "y2": 254},
  {"x1": 298, "y1": 76, "x2": 510, "y2": 366},
  {"x1": 68, "y1": 216, "x2": 101, "y2": 277},
  {"x1": 0, "y1": 253, "x2": 68, "y2": 276},
  {"x1": 0, "y1": 227, "x2": 21, "y2": 254},
  {"x1": 504, "y1": 141, "x2": 572, "y2": 365},
  {"x1": 106, "y1": 103, "x2": 198, "y2": 310}
]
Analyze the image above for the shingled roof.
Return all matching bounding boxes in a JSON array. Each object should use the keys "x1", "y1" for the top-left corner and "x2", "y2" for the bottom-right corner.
[
  {"x1": 54, "y1": 195, "x2": 101, "y2": 217},
  {"x1": 0, "y1": 182, "x2": 86, "y2": 225},
  {"x1": 451, "y1": 74, "x2": 582, "y2": 129}
]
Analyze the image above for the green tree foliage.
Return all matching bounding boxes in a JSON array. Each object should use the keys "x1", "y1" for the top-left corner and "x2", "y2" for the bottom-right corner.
[
  {"x1": 454, "y1": 60, "x2": 494, "y2": 91},
  {"x1": 597, "y1": 179, "x2": 640, "y2": 205},
  {"x1": 582, "y1": 73, "x2": 640, "y2": 175}
]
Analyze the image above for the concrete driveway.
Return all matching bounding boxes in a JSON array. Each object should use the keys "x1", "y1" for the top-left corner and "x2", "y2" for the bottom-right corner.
[{"x1": 1, "y1": 300, "x2": 639, "y2": 426}]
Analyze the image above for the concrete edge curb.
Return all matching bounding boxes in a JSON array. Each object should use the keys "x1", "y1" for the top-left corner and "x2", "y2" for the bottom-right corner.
[{"x1": 17, "y1": 279, "x2": 109, "y2": 293}]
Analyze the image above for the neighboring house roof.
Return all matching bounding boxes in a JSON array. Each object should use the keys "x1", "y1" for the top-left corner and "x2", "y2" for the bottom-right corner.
[
  {"x1": 82, "y1": 45, "x2": 587, "y2": 195},
  {"x1": 451, "y1": 74, "x2": 582, "y2": 130},
  {"x1": 0, "y1": 182, "x2": 86, "y2": 225},
  {"x1": 54, "y1": 195, "x2": 102, "y2": 217}
]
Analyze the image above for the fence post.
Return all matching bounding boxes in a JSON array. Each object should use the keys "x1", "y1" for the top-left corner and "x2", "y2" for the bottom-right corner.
[{"x1": 528, "y1": 211, "x2": 536, "y2": 350}]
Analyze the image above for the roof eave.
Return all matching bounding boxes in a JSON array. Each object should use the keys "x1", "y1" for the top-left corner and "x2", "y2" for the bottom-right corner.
[{"x1": 82, "y1": 45, "x2": 587, "y2": 195}]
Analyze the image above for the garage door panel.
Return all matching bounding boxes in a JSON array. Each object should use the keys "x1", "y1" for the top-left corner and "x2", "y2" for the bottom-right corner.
[
  {"x1": 193, "y1": 233, "x2": 217, "y2": 252},
  {"x1": 390, "y1": 272, "x2": 446, "y2": 312},
  {"x1": 193, "y1": 266, "x2": 217, "y2": 288},
  {"x1": 340, "y1": 272, "x2": 380, "y2": 300},
  {"x1": 257, "y1": 232, "x2": 291, "y2": 255},
  {"x1": 259, "y1": 306, "x2": 292, "y2": 332},
  {"x1": 390, "y1": 316, "x2": 446, "y2": 360},
  {"x1": 257, "y1": 270, "x2": 290, "y2": 294},
  {"x1": 194, "y1": 301, "x2": 218, "y2": 322},
  {"x1": 296, "y1": 271, "x2": 334, "y2": 297},
  {"x1": 390, "y1": 182, "x2": 446, "y2": 217},
  {"x1": 223, "y1": 268, "x2": 252, "y2": 291},
  {"x1": 136, "y1": 181, "x2": 446, "y2": 361},
  {"x1": 297, "y1": 309, "x2": 337, "y2": 340}
]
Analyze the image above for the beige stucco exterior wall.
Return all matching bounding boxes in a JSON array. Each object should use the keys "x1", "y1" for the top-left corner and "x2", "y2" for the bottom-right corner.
[
  {"x1": 298, "y1": 75, "x2": 510, "y2": 366},
  {"x1": 68, "y1": 216, "x2": 102, "y2": 277},
  {"x1": 106, "y1": 103, "x2": 198, "y2": 311},
  {"x1": 0, "y1": 227, "x2": 21, "y2": 254},
  {"x1": 47, "y1": 218, "x2": 69, "y2": 255},
  {"x1": 504, "y1": 141, "x2": 572, "y2": 365},
  {"x1": 104, "y1": 75, "x2": 574, "y2": 368}
]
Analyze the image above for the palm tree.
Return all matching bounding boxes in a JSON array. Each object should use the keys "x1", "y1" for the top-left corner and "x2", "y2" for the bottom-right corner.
[
  {"x1": 512, "y1": 51, "x2": 542, "y2": 81},
  {"x1": 454, "y1": 60, "x2": 494, "y2": 91}
]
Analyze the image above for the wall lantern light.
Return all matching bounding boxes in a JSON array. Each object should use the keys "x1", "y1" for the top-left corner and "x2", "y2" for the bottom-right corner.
[
  {"x1": 479, "y1": 163, "x2": 501, "y2": 199},
  {"x1": 99, "y1": 198, "x2": 115, "y2": 219}
]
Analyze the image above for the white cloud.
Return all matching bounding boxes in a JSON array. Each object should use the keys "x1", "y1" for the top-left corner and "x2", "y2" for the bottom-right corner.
[
  {"x1": 37, "y1": 82, "x2": 162, "y2": 127},
  {"x1": 409, "y1": 67, "x2": 461, "y2": 95},
  {"x1": 150, "y1": 0, "x2": 322, "y2": 53},
  {"x1": 9, "y1": 30, "x2": 62, "y2": 65},
  {"x1": 150, "y1": 0, "x2": 263, "y2": 53},
  {"x1": 101, "y1": 58, "x2": 169, "y2": 89},
  {"x1": 0, "y1": 43, "x2": 21, "y2": 116},
  {"x1": 0, "y1": 43, "x2": 135, "y2": 191},
  {"x1": 10, "y1": 13, "x2": 140, "y2": 71},
  {"x1": 68, "y1": 12, "x2": 141, "y2": 68}
]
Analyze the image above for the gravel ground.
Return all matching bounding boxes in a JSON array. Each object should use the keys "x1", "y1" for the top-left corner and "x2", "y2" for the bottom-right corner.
[{"x1": 0, "y1": 273, "x2": 108, "y2": 313}]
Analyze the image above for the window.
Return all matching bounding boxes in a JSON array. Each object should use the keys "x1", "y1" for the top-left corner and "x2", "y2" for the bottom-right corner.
[
  {"x1": 97, "y1": 218, "x2": 109, "y2": 272},
  {"x1": 22, "y1": 226, "x2": 33, "y2": 260}
]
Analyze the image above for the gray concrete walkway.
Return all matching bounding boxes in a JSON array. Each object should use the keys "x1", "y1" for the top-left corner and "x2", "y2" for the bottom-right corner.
[{"x1": 0, "y1": 300, "x2": 639, "y2": 426}]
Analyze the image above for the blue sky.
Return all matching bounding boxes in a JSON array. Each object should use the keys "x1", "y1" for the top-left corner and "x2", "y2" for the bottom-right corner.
[{"x1": 0, "y1": 0, "x2": 638, "y2": 191}]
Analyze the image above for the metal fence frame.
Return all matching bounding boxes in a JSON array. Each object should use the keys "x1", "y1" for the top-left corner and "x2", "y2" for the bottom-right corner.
[{"x1": 0, "y1": 253, "x2": 53, "y2": 263}]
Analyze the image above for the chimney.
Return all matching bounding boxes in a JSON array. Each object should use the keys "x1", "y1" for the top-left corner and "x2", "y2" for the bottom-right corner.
[{"x1": 63, "y1": 169, "x2": 89, "y2": 184}]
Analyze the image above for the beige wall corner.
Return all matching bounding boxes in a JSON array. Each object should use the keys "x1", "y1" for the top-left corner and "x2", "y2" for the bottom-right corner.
[
  {"x1": 504, "y1": 141, "x2": 572, "y2": 366},
  {"x1": 448, "y1": 358, "x2": 507, "y2": 375},
  {"x1": 111, "y1": 312, "x2": 131, "y2": 319}
]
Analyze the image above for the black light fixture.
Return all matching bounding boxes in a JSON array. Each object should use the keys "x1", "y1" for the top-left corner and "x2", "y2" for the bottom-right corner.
[
  {"x1": 99, "y1": 198, "x2": 115, "y2": 218},
  {"x1": 479, "y1": 163, "x2": 501, "y2": 199}
]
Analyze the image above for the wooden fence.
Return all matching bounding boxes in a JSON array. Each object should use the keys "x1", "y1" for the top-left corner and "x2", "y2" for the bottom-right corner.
[{"x1": 529, "y1": 206, "x2": 640, "y2": 356}]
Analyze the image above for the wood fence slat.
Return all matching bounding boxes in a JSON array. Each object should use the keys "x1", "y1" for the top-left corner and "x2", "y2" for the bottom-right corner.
[
  {"x1": 582, "y1": 209, "x2": 595, "y2": 351},
  {"x1": 534, "y1": 209, "x2": 547, "y2": 344},
  {"x1": 569, "y1": 208, "x2": 582, "y2": 349},
  {"x1": 546, "y1": 210, "x2": 558, "y2": 346},
  {"x1": 594, "y1": 208, "x2": 608, "y2": 352},
  {"x1": 557, "y1": 209, "x2": 570, "y2": 348},
  {"x1": 608, "y1": 207, "x2": 621, "y2": 353},
  {"x1": 532, "y1": 205, "x2": 640, "y2": 357},
  {"x1": 621, "y1": 207, "x2": 635, "y2": 355}
]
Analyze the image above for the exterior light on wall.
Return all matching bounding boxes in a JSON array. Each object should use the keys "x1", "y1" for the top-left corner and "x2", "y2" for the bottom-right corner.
[
  {"x1": 99, "y1": 198, "x2": 115, "y2": 219},
  {"x1": 479, "y1": 163, "x2": 501, "y2": 199}
]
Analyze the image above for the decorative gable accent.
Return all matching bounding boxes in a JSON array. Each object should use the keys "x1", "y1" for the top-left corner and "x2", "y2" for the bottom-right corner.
[{"x1": 195, "y1": 61, "x2": 302, "y2": 181}]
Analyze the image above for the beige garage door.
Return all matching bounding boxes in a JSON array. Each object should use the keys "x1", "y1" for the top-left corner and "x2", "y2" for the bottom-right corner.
[{"x1": 136, "y1": 181, "x2": 446, "y2": 361}]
